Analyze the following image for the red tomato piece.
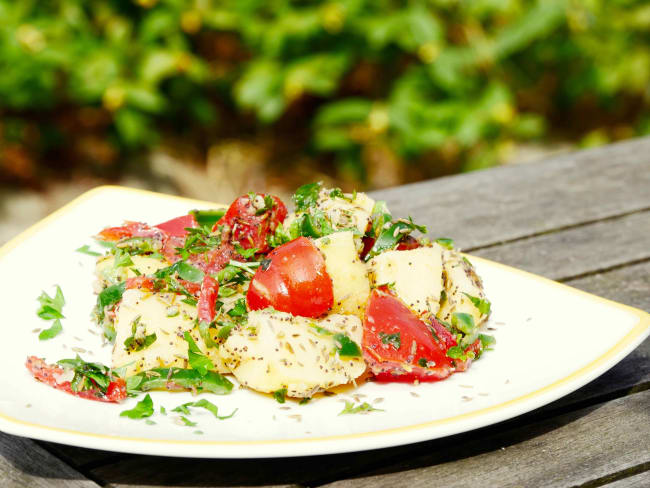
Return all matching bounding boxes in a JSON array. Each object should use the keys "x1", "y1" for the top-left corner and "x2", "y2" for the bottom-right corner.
[
  {"x1": 197, "y1": 275, "x2": 219, "y2": 324},
  {"x1": 215, "y1": 193, "x2": 287, "y2": 253},
  {"x1": 187, "y1": 242, "x2": 237, "y2": 275},
  {"x1": 247, "y1": 237, "x2": 333, "y2": 318},
  {"x1": 96, "y1": 221, "x2": 164, "y2": 242},
  {"x1": 363, "y1": 288, "x2": 454, "y2": 382},
  {"x1": 396, "y1": 235, "x2": 421, "y2": 251},
  {"x1": 25, "y1": 356, "x2": 127, "y2": 403},
  {"x1": 430, "y1": 317, "x2": 458, "y2": 350},
  {"x1": 154, "y1": 214, "x2": 197, "y2": 237},
  {"x1": 126, "y1": 276, "x2": 156, "y2": 291}
]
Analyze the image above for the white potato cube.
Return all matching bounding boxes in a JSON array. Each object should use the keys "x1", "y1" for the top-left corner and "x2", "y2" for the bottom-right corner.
[
  {"x1": 368, "y1": 245, "x2": 444, "y2": 318},
  {"x1": 112, "y1": 289, "x2": 228, "y2": 376},
  {"x1": 219, "y1": 310, "x2": 366, "y2": 398},
  {"x1": 314, "y1": 231, "x2": 370, "y2": 318}
]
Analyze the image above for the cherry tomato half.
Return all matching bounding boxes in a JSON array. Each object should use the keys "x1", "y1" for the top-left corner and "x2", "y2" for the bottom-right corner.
[
  {"x1": 363, "y1": 288, "x2": 454, "y2": 382},
  {"x1": 215, "y1": 193, "x2": 287, "y2": 253},
  {"x1": 247, "y1": 237, "x2": 333, "y2": 318}
]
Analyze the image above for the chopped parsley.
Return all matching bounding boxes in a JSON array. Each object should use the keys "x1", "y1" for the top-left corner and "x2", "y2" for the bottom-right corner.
[
  {"x1": 333, "y1": 333, "x2": 362, "y2": 357},
  {"x1": 75, "y1": 245, "x2": 101, "y2": 256},
  {"x1": 378, "y1": 332, "x2": 401, "y2": 350},
  {"x1": 479, "y1": 334, "x2": 496, "y2": 350},
  {"x1": 292, "y1": 182, "x2": 321, "y2": 211},
  {"x1": 123, "y1": 316, "x2": 157, "y2": 352},
  {"x1": 36, "y1": 286, "x2": 65, "y2": 320},
  {"x1": 338, "y1": 401, "x2": 384, "y2": 415},
  {"x1": 463, "y1": 293, "x2": 491, "y2": 316},
  {"x1": 183, "y1": 332, "x2": 214, "y2": 376},
  {"x1": 155, "y1": 260, "x2": 204, "y2": 283},
  {"x1": 234, "y1": 243, "x2": 258, "y2": 259},
  {"x1": 190, "y1": 208, "x2": 226, "y2": 228},
  {"x1": 126, "y1": 367, "x2": 232, "y2": 395},
  {"x1": 365, "y1": 217, "x2": 427, "y2": 261},
  {"x1": 273, "y1": 388, "x2": 287, "y2": 404},
  {"x1": 38, "y1": 319, "x2": 63, "y2": 340},
  {"x1": 176, "y1": 399, "x2": 238, "y2": 419},
  {"x1": 435, "y1": 238, "x2": 455, "y2": 250},
  {"x1": 179, "y1": 416, "x2": 197, "y2": 427},
  {"x1": 120, "y1": 394, "x2": 154, "y2": 419},
  {"x1": 113, "y1": 248, "x2": 134, "y2": 268},
  {"x1": 95, "y1": 282, "x2": 126, "y2": 323},
  {"x1": 57, "y1": 356, "x2": 113, "y2": 393},
  {"x1": 176, "y1": 226, "x2": 221, "y2": 260}
]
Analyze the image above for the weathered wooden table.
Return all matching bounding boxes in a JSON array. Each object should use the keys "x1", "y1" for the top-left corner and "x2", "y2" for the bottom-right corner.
[{"x1": 2, "y1": 137, "x2": 649, "y2": 488}]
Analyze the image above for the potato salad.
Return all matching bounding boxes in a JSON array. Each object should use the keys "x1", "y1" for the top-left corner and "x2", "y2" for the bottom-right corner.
[{"x1": 26, "y1": 183, "x2": 493, "y2": 405}]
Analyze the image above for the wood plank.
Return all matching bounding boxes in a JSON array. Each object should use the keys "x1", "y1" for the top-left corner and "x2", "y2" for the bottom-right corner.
[
  {"x1": 319, "y1": 389, "x2": 650, "y2": 488},
  {"x1": 472, "y1": 211, "x2": 650, "y2": 282},
  {"x1": 0, "y1": 432, "x2": 99, "y2": 488},
  {"x1": 370, "y1": 136, "x2": 650, "y2": 249},
  {"x1": 601, "y1": 470, "x2": 650, "y2": 488},
  {"x1": 567, "y1": 260, "x2": 650, "y2": 313}
]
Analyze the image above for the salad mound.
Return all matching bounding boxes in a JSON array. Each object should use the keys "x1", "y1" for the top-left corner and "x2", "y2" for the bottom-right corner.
[{"x1": 27, "y1": 183, "x2": 493, "y2": 403}]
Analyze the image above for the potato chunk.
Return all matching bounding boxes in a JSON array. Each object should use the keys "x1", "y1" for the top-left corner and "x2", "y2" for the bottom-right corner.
[
  {"x1": 219, "y1": 310, "x2": 366, "y2": 398},
  {"x1": 437, "y1": 251, "x2": 489, "y2": 327},
  {"x1": 314, "y1": 231, "x2": 370, "y2": 318},
  {"x1": 112, "y1": 289, "x2": 228, "y2": 376},
  {"x1": 367, "y1": 245, "x2": 444, "y2": 318}
]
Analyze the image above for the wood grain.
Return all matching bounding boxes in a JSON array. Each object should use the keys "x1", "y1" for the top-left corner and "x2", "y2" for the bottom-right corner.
[
  {"x1": 601, "y1": 470, "x2": 650, "y2": 488},
  {"x1": 567, "y1": 260, "x2": 650, "y2": 313},
  {"x1": 370, "y1": 136, "x2": 650, "y2": 250},
  {"x1": 473, "y1": 211, "x2": 650, "y2": 282},
  {"x1": 319, "y1": 390, "x2": 650, "y2": 488},
  {"x1": 0, "y1": 432, "x2": 99, "y2": 488}
]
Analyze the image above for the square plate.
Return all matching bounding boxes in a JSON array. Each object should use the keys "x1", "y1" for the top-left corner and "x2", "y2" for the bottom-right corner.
[{"x1": 0, "y1": 186, "x2": 647, "y2": 458}]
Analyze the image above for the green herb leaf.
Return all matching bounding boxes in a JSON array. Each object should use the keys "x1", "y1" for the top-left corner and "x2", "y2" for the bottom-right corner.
[
  {"x1": 154, "y1": 260, "x2": 204, "y2": 283},
  {"x1": 333, "y1": 333, "x2": 362, "y2": 357},
  {"x1": 378, "y1": 332, "x2": 401, "y2": 350},
  {"x1": 123, "y1": 316, "x2": 157, "y2": 352},
  {"x1": 183, "y1": 332, "x2": 214, "y2": 376},
  {"x1": 38, "y1": 319, "x2": 63, "y2": 340},
  {"x1": 292, "y1": 182, "x2": 321, "y2": 211},
  {"x1": 365, "y1": 217, "x2": 427, "y2": 261},
  {"x1": 179, "y1": 416, "x2": 197, "y2": 427},
  {"x1": 227, "y1": 298, "x2": 247, "y2": 318},
  {"x1": 479, "y1": 334, "x2": 496, "y2": 349},
  {"x1": 418, "y1": 358, "x2": 428, "y2": 367},
  {"x1": 192, "y1": 399, "x2": 238, "y2": 419},
  {"x1": 120, "y1": 394, "x2": 154, "y2": 419},
  {"x1": 273, "y1": 388, "x2": 287, "y2": 404},
  {"x1": 446, "y1": 346, "x2": 466, "y2": 359},
  {"x1": 339, "y1": 401, "x2": 384, "y2": 415},
  {"x1": 76, "y1": 245, "x2": 101, "y2": 256},
  {"x1": 113, "y1": 248, "x2": 134, "y2": 268},
  {"x1": 451, "y1": 313, "x2": 477, "y2": 335},
  {"x1": 216, "y1": 322, "x2": 236, "y2": 339},
  {"x1": 234, "y1": 243, "x2": 258, "y2": 259},
  {"x1": 95, "y1": 282, "x2": 126, "y2": 323},
  {"x1": 172, "y1": 402, "x2": 192, "y2": 415},
  {"x1": 190, "y1": 208, "x2": 226, "y2": 228},
  {"x1": 198, "y1": 321, "x2": 217, "y2": 348},
  {"x1": 463, "y1": 293, "x2": 491, "y2": 316},
  {"x1": 435, "y1": 238, "x2": 455, "y2": 250},
  {"x1": 37, "y1": 286, "x2": 65, "y2": 320},
  {"x1": 57, "y1": 356, "x2": 114, "y2": 393},
  {"x1": 123, "y1": 368, "x2": 233, "y2": 395}
]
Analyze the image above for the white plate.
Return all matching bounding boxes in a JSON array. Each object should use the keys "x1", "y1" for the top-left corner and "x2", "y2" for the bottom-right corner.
[{"x1": 0, "y1": 186, "x2": 647, "y2": 458}]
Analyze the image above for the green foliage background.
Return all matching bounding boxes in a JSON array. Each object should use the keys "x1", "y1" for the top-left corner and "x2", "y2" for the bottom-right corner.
[{"x1": 1, "y1": 0, "x2": 649, "y2": 185}]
